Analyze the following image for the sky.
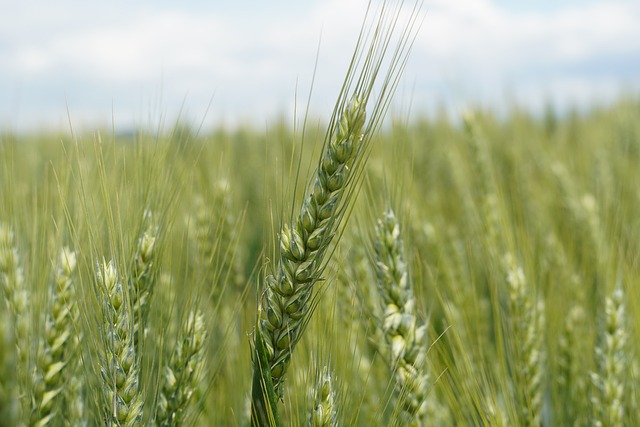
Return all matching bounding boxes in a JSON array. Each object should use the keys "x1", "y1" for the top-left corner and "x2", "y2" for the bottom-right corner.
[{"x1": 1, "y1": 0, "x2": 639, "y2": 132}]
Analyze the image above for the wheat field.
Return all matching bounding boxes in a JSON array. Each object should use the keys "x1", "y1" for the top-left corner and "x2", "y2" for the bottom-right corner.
[{"x1": 2, "y1": 2, "x2": 640, "y2": 426}]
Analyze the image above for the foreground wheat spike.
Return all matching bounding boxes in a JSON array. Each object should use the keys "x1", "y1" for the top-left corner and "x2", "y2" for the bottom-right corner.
[
  {"x1": 309, "y1": 367, "x2": 338, "y2": 427},
  {"x1": 258, "y1": 97, "x2": 366, "y2": 395},
  {"x1": 156, "y1": 309, "x2": 207, "y2": 427},
  {"x1": 31, "y1": 248, "x2": 79, "y2": 426},
  {"x1": 591, "y1": 283, "x2": 627, "y2": 427},
  {"x1": 372, "y1": 209, "x2": 429, "y2": 423},
  {"x1": 504, "y1": 253, "x2": 544, "y2": 427},
  {"x1": 97, "y1": 260, "x2": 143, "y2": 426}
]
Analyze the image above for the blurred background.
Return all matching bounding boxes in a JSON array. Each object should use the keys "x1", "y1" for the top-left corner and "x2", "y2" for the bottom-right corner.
[{"x1": 1, "y1": 0, "x2": 639, "y2": 133}]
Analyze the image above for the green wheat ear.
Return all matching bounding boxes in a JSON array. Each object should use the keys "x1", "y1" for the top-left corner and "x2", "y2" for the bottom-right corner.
[
  {"x1": 129, "y1": 212, "x2": 159, "y2": 353},
  {"x1": 503, "y1": 253, "x2": 545, "y2": 427},
  {"x1": 31, "y1": 248, "x2": 79, "y2": 427},
  {"x1": 156, "y1": 309, "x2": 207, "y2": 427},
  {"x1": 0, "y1": 291, "x2": 19, "y2": 425},
  {"x1": 0, "y1": 223, "x2": 30, "y2": 425},
  {"x1": 371, "y1": 208, "x2": 430, "y2": 424},
  {"x1": 258, "y1": 96, "x2": 366, "y2": 395},
  {"x1": 251, "y1": 96, "x2": 369, "y2": 427},
  {"x1": 97, "y1": 260, "x2": 144, "y2": 427},
  {"x1": 309, "y1": 367, "x2": 338, "y2": 427},
  {"x1": 0, "y1": 224, "x2": 29, "y2": 374},
  {"x1": 591, "y1": 283, "x2": 627, "y2": 426}
]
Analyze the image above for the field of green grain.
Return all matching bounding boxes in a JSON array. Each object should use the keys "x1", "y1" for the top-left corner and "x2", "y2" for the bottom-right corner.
[{"x1": 2, "y1": 4, "x2": 640, "y2": 427}]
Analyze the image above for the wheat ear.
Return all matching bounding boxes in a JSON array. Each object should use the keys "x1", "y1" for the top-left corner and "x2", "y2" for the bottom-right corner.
[
  {"x1": 156, "y1": 309, "x2": 207, "y2": 427},
  {"x1": 258, "y1": 97, "x2": 366, "y2": 395},
  {"x1": 309, "y1": 367, "x2": 338, "y2": 427},
  {"x1": 591, "y1": 283, "x2": 627, "y2": 426},
  {"x1": 0, "y1": 224, "x2": 30, "y2": 425},
  {"x1": 31, "y1": 248, "x2": 79, "y2": 426},
  {"x1": 372, "y1": 209, "x2": 429, "y2": 423},
  {"x1": 97, "y1": 260, "x2": 143, "y2": 426},
  {"x1": 504, "y1": 253, "x2": 544, "y2": 427},
  {"x1": 0, "y1": 224, "x2": 29, "y2": 373},
  {"x1": 0, "y1": 292, "x2": 19, "y2": 425},
  {"x1": 129, "y1": 215, "x2": 158, "y2": 351}
]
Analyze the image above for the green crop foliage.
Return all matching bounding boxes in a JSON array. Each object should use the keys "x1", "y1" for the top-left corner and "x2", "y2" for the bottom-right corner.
[{"x1": 2, "y1": 3, "x2": 640, "y2": 426}]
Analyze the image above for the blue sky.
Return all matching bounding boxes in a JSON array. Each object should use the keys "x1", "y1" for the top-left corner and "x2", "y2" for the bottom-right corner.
[{"x1": 1, "y1": 0, "x2": 639, "y2": 132}]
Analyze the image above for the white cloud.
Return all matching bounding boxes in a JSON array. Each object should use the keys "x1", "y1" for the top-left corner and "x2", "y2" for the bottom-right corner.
[{"x1": 1, "y1": 0, "x2": 639, "y2": 131}]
